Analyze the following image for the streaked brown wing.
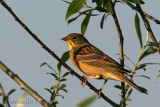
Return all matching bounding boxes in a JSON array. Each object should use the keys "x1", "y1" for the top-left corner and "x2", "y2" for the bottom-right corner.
[{"x1": 74, "y1": 45, "x2": 130, "y2": 73}]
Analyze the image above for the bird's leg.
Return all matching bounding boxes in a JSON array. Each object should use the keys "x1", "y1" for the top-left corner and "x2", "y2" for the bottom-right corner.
[
  {"x1": 81, "y1": 76, "x2": 99, "y2": 87},
  {"x1": 97, "y1": 80, "x2": 108, "y2": 98}
]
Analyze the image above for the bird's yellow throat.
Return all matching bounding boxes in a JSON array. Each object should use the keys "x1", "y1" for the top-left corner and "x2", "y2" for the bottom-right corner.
[{"x1": 67, "y1": 40, "x2": 76, "y2": 50}]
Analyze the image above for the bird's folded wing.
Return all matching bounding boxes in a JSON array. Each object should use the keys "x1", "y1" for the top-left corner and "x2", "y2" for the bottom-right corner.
[{"x1": 74, "y1": 45, "x2": 130, "y2": 73}]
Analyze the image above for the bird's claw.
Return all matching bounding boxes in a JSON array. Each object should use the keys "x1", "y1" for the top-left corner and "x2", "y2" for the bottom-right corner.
[
  {"x1": 81, "y1": 76, "x2": 87, "y2": 87},
  {"x1": 95, "y1": 89, "x2": 102, "y2": 98}
]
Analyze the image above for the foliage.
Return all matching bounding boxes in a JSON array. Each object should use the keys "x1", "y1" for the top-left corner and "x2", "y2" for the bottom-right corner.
[
  {"x1": 63, "y1": 0, "x2": 160, "y2": 106},
  {"x1": 40, "y1": 51, "x2": 70, "y2": 106},
  {"x1": 75, "y1": 95, "x2": 97, "y2": 107},
  {"x1": 114, "y1": 14, "x2": 159, "y2": 105},
  {"x1": 135, "y1": 13, "x2": 143, "y2": 49},
  {"x1": 0, "y1": 84, "x2": 16, "y2": 107}
]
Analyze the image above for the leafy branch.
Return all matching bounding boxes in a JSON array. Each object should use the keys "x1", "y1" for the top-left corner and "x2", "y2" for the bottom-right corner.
[
  {"x1": 136, "y1": 4, "x2": 160, "y2": 54},
  {"x1": 121, "y1": 0, "x2": 160, "y2": 24},
  {"x1": 40, "y1": 51, "x2": 70, "y2": 106},
  {"x1": 0, "y1": 82, "x2": 15, "y2": 107},
  {"x1": 0, "y1": 60, "x2": 50, "y2": 107}
]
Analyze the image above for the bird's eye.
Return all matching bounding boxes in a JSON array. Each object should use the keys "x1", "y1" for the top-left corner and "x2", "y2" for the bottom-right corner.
[{"x1": 73, "y1": 37, "x2": 77, "y2": 40}]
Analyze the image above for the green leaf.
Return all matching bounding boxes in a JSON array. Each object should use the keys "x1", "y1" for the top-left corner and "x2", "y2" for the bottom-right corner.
[
  {"x1": 138, "y1": 86, "x2": 148, "y2": 93},
  {"x1": 114, "y1": 85, "x2": 122, "y2": 90},
  {"x1": 57, "y1": 51, "x2": 69, "y2": 71},
  {"x1": 47, "y1": 73, "x2": 58, "y2": 80},
  {"x1": 93, "y1": 0, "x2": 103, "y2": 7},
  {"x1": 103, "y1": 0, "x2": 112, "y2": 14},
  {"x1": 40, "y1": 62, "x2": 47, "y2": 67},
  {"x1": 62, "y1": 72, "x2": 70, "y2": 78},
  {"x1": 0, "y1": 93, "x2": 2, "y2": 96},
  {"x1": 140, "y1": 75, "x2": 150, "y2": 79},
  {"x1": 116, "y1": 53, "x2": 135, "y2": 66},
  {"x1": 128, "y1": 0, "x2": 145, "y2": 4},
  {"x1": 54, "y1": 100, "x2": 59, "y2": 104},
  {"x1": 96, "y1": 0, "x2": 103, "y2": 7},
  {"x1": 126, "y1": 97, "x2": 132, "y2": 101},
  {"x1": 50, "y1": 85, "x2": 57, "y2": 90},
  {"x1": 126, "y1": 89, "x2": 132, "y2": 98},
  {"x1": 123, "y1": 54, "x2": 135, "y2": 66},
  {"x1": 76, "y1": 95, "x2": 97, "y2": 107},
  {"x1": 65, "y1": 0, "x2": 86, "y2": 20},
  {"x1": 139, "y1": 63, "x2": 160, "y2": 65},
  {"x1": 125, "y1": 84, "x2": 130, "y2": 90},
  {"x1": 59, "y1": 84, "x2": 66, "y2": 90},
  {"x1": 62, "y1": 0, "x2": 71, "y2": 4},
  {"x1": 7, "y1": 89, "x2": 16, "y2": 96},
  {"x1": 114, "y1": 0, "x2": 123, "y2": 4},
  {"x1": 135, "y1": 13, "x2": 143, "y2": 49},
  {"x1": 95, "y1": 6, "x2": 107, "y2": 12},
  {"x1": 44, "y1": 88, "x2": 52, "y2": 94},
  {"x1": 40, "y1": 62, "x2": 58, "y2": 74},
  {"x1": 2, "y1": 96, "x2": 8, "y2": 104},
  {"x1": 139, "y1": 47, "x2": 157, "y2": 61},
  {"x1": 79, "y1": 10, "x2": 99, "y2": 16},
  {"x1": 56, "y1": 95, "x2": 64, "y2": 99},
  {"x1": 0, "y1": 104, "x2": 4, "y2": 107},
  {"x1": 147, "y1": 42, "x2": 157, "y2": 47},
  {"x1": 100, "y1": 14, "x2": 108, "y2": 29},
  {"x1": 47, "y1": 65, "x2": 54, "y2": 71},
  {"x1": 50, "y1": 90, "x2": 55, "y2": 102},
  {"x1": 124, "y1": 65, "x2": 132, "y2": 71},
  {"x1": 68, "y1": 15, "x2": 80, "y2": 25},
  {"x1": 68, "y1": 9, "x2": 94, "y2": 25},
  {"x1": 134, "y1": 75, "x2": 150, "y2": 79},
  {"x1": 61, "y1": 89, "x2": 68, "y2": 93},
  {"x1": 60, "y1": 79, "x2": 67, "y2": 82},
  {"x1": 136, "y1": 64, "x2": 146, "y2": 70},
  {"x1": 81, "y1": 11, "x2": 92, "y2": 35}
]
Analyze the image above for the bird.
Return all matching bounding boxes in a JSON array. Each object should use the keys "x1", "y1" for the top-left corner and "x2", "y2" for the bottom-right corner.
[{"x1": 62, "y1": 33, "x2": 147, "y2": 97}]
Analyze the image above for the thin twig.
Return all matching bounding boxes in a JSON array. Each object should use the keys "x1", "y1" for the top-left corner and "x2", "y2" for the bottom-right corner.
[
  {"x1": 121, "y1": 0, "x2": 160, "y2": 24},
  {"x1": 125, "y1": 32, "x2": 149, "y2": 93},
  {"x1": 0, "y1": 83, "x2": 10, "y2": 107},
  {"x1": 136, "y1": 4, "x2": 160, "y2": 54},
  {"x1": 111, "y1": 2, "x2": 125, "y2": 107},
  {"x1": 0, "y1": 83, "x2": 6, "y2": 98},
  {"x1": 0, "y1": 61, "x2": 50, "y2": 107},
  {"x1": 132, "y1": 32, "x2": 149, "y2": 74},
  {"x1": 52, "y1": 71, "x2": 60, "y2": 102},
  {"x1": 0, "y1": 1, "x2": 118, "y2": 106}
]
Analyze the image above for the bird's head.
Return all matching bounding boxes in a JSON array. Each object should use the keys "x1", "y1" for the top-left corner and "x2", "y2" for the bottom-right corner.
[{"x1": 62, "y1": 33, "x2": 89, "y2": 50}]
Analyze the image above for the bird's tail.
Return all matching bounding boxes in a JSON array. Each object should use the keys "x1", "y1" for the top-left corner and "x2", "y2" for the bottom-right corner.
[
  {"x1": 106, "y1": 72, "x2": 148, "y2": 94},
  {"x1": 120, "y1": 75, "x2": 148, "y2": 94}
]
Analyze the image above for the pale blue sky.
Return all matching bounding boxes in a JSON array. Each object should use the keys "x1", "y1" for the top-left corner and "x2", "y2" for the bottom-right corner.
[{"x1": 0, "y1": 0, "x2": 160, "y2": 107}]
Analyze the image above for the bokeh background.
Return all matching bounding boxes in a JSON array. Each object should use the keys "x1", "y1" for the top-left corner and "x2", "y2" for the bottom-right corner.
[{"x1": 0, "y1": 0, "x2": 160, "y2": 107}]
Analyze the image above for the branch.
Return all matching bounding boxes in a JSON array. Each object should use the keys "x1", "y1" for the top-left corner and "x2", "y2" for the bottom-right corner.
[
  {"x1": 0, "y1": 1, "x2": 118, "y2": 107},
  {"x1": 136, "y1": 4, "x2": 160, "y2": 54},
  {"x1": 121, "y1": 0, "x2": 160, "y2": 24},
  {"x1": 0, "y1": 61, "x2": 50, "y2": 107},
  {"x1": 111, "y1": 2, "x2": 125, "y2": 107}
]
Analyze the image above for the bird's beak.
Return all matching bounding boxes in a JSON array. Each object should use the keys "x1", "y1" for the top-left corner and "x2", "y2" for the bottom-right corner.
[{"x1": 61, "y1": 37, "x2": 69, "y2": 41}]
